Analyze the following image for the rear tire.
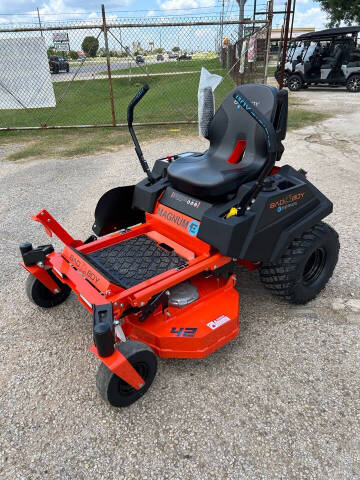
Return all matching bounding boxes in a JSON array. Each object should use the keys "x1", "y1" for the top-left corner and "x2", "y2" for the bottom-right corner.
[
  {"x1": 288, "y1": 74, "x2": 303, "y2": 91},
  {"x1": 26, "y1": 272, "x2": 71, "y2": 308},
  {"x1": 259, "y1": 222, "x2": 339, "y2": 304},
  {"x1": 96, "y1": 340, "x2": 157, "y2": 407},
  {"x1": 346, "y1": 74, "x2": 360, "y2": 92}
]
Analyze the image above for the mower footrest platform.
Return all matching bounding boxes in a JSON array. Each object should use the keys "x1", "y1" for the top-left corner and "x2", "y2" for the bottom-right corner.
[{"x1": 83, "y1": 234, "x2": 186, "y2": 289}]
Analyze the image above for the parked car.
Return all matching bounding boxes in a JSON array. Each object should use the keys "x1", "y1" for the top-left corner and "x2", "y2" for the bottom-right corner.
[
  {"x1": 135, "y1": 55, "x2": 145, "y2": 64},
  {"x1": 156, "y1": 54, "x2": 164, "y2": 61},
  {"x1": 77, "y1": 56, "x2": 86, "y2": 62},
  {"x1": 177, "y1": 54, "x2": 192, "y2": 61},
  {"x1": 48, "y1": 56, "x2": 69, "y2": 74},
  {"x1": 168, "y1": 52, "x2": 178, "y2": 59}
]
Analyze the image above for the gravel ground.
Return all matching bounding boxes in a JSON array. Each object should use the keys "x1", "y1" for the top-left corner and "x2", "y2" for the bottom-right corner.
[{"x1": 0, "y1": 88, "x2": 360, "y2": 480}]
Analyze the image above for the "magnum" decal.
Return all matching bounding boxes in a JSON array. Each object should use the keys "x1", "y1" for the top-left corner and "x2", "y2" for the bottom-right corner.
[
  {"x1": 157, "y1": 207, "x2": 199, "y2": 236},
  {"x1": 157, "y1": 207, "x2": 190, "y2": 229}
]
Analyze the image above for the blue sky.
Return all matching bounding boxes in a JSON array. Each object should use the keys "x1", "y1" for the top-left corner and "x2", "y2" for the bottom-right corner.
[{"x1": 0, "y1": 0, "x2": 328, "y2": 29}]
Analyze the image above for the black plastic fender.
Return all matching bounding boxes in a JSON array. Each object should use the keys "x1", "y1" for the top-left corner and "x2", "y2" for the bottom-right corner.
[{"x1": 92, "y1": 185, "x2": 145, "y2": 236}]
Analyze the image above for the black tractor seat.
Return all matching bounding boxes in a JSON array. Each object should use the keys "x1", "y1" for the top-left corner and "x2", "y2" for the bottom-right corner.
[{"x1": 167, "y1": 84, "x2": 288, "y2": 199}]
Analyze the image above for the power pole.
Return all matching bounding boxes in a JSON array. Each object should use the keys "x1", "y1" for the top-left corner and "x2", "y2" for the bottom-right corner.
[
  {"x1": 236, "y1": 0, "x2": 247, "y2": 57},
  {"x1": 37, "y1": 8, "x2": 43, "y2": 38}
]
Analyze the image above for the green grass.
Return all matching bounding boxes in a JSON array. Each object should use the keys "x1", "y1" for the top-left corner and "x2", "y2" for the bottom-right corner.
[
  {"x1": 0, "y1": 61, "x2": 234, "y2": 129},
  {"x1": 268, "y1": 65, "x2": 276, "y2": 76},
  {"x1": 1, "y1": 104, "x2": 328, "y2": 162},
  {"x1": 0, "y1": 57, "x2": 275, "y2": 130},
  {"x1": 0, "y1": 124, "x2": 199, "y2": 161},
  {"x1": 0, "y1": 57, "x2": 329, "y2": 161},
  {"x1": 287, "y1": 108, "x2": 327, "y2": 130}
]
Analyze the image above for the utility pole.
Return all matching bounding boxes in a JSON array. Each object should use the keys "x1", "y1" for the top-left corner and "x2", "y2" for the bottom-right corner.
[
  {"x1": 37, "y1": 8, "x2": 43, "y2": 38},
  {"x1": 236, "y1": 0, "x2": 247, "y2": 57}
]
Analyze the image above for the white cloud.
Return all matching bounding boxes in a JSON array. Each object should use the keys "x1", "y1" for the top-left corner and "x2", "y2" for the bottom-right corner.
[
  {"x1": 37, "y1": 0, "x2": 84, "y2": 18},
  {"x1": 294, "y1": 6, "x2": 328, "y2": 30},
  {"x1": 147, "y1": 10, "x2": 155, "y2": 17}
]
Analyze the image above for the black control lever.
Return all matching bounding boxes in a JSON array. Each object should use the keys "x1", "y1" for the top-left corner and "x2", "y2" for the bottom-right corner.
[
  {"x1": 232, "y1": 91, "x2": 278, "y2": 215},
  {"x1": 127, "y1": 84, "x2": 155, "y2": 184}
]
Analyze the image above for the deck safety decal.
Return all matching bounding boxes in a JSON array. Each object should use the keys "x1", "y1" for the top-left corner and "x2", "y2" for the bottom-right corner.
[{"x1": 207, "y1": 315, "x2": 231, "y2": 330}]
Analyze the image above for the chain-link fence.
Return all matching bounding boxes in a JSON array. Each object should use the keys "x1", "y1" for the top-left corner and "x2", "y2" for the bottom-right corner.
[{"x1": 0, "y1": 6, "x2": 271, "y2": 130}]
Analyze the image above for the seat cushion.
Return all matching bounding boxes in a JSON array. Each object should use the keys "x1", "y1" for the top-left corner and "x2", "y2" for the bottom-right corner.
[{"x1": 167, "y1": 150, "x2": 262, "y2": 198}]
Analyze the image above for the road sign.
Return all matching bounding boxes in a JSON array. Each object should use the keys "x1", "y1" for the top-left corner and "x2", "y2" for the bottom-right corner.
[
  {"x1": 53, "y1": 33, "x2": 69, "y2": 42},
  {"x1": 54, "y1": 42, "x2": 70, "y2": 52}
]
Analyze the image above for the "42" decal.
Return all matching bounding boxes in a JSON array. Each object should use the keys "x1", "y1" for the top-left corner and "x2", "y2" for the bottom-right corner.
[{"x1": 170, "y1": 327, "x2": 197, "y2": 337}]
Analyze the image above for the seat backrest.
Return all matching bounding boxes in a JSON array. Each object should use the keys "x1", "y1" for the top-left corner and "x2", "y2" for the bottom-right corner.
[{"x1": 206, "y1": 84, "x2": 288, "y2": 170}]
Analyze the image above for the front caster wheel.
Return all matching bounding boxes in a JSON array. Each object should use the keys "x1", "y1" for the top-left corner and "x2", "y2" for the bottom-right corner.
[
  {"x1": 26, "y1": 272, "x2": 71, "y2": 308},
  {"x1": 260, "y1": 222, "x2": 339, "y2": 304},
  {"x1": 96, "y1": 341, "x2": 157, "y2": 407}
]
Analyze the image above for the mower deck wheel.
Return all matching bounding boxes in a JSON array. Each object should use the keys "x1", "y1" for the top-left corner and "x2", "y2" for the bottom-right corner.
[
  {"x1": 96, "y1": 340, "x2": 157, "y2": 407},
  {"x1": 259, "y1": 222, "x2": 339, "y2": 304},
  {"x1": 25, "y1": 272, "x2": 71, "y2": 308}
]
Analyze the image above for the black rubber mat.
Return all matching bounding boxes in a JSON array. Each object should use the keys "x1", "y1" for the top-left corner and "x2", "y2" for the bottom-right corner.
[{"x1": 84, "y1": 235, "x2": 186, "y2": 289}]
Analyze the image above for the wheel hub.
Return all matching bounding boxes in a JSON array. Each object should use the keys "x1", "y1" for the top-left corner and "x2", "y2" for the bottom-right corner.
[{"x1": 349, "y1": 77, "x2": 360, "y2": 91}]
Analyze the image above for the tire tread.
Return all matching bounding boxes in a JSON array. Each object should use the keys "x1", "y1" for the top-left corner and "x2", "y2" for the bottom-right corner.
[{"x1": 260, "y1": 222, "x2": 339, "y2": 304}]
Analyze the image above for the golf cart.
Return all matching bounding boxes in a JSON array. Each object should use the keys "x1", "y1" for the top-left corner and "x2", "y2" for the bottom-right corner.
[
  {"x1": 275, "y1": 26, "x2": 360, "y2": 92},
  {"x1": 274, "y1": 39, "x2": 305, "y2": 87},
  {"x1": 20, "y1": 83, "x2": 339, "y2": 407}
]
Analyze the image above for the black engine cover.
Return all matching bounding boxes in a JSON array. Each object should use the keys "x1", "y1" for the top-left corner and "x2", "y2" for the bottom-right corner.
[{"x1": 197, "y1": 165, "x2": 333, "y2": 262}]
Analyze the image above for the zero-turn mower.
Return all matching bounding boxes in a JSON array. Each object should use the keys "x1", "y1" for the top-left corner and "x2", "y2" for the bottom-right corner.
[{"x1": 20, "y1": 83, "x2": 339, "y2": 407}]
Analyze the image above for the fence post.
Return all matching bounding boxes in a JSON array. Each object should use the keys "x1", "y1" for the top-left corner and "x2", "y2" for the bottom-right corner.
[
  {"x1": 102, "y1": 4, "x2": 116, "y2": 126},
  {"x1": 263, "y1": 0, "x2": 274, "y2": 84}
]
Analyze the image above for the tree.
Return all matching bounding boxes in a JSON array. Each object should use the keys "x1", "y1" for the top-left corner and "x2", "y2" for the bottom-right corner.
[
  {"x1": 81, "y1": 36, "x2": 99, "y2": 57},
  {"x1": 172, "y1": 46, "x2": 180, "y2": 52},
  {"x1": 154, "y1": 48, "x2": 163, "y2": 54},
  {"x1": 315, "y1": 0, "x2": 360, "y2": 26},
  {"x1": 68, "y1": 50, "x2": 79, "y2": 60}
]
